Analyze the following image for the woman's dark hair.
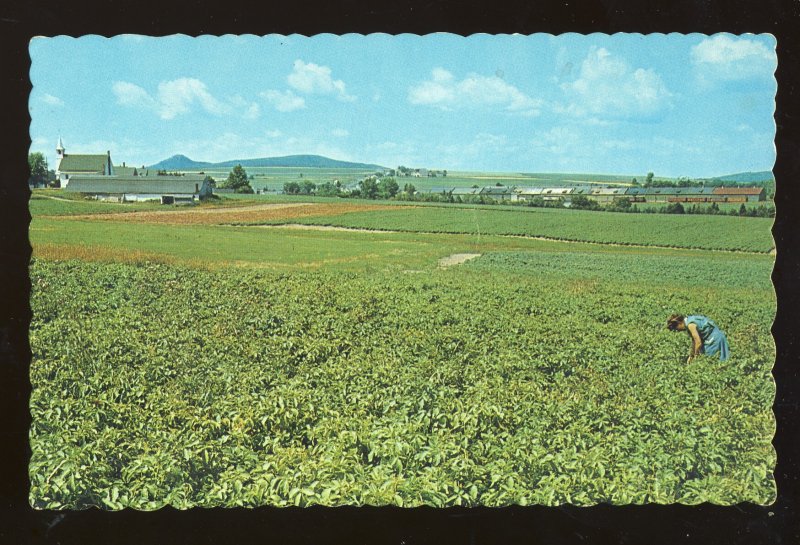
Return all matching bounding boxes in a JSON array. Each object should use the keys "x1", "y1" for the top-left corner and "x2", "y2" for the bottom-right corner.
[{"x1": 667, "y1": 314, "x2": 685, "y2": 331}]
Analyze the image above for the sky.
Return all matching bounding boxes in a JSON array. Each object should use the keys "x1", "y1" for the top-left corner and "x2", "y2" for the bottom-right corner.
[{"x1": 29, "y1": 33, "x2": 777, "y2": 178}]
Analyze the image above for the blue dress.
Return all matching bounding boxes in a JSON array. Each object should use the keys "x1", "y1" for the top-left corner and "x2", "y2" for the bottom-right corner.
[{"x1": 685, "y1": 315, "x2": 730, "y2": 361}]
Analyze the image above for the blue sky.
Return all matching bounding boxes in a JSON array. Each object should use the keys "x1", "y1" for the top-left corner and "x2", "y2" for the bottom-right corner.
[{"x1": 29, "y1": 33, "x2": 776, "y2": 177}]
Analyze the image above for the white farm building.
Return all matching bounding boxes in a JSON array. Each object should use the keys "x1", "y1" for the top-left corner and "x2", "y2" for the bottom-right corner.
[{"x1": 65, "y1": 175, "x2": 212, "y2": 204}]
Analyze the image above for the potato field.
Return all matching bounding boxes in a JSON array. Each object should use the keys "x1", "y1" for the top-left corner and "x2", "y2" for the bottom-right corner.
[{"x1": 29, "y1": 241, "x2": 775, "y2": 508}]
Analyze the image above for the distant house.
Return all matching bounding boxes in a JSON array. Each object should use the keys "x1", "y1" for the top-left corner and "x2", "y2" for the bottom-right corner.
[
  {"x1": 512, "y1": 187, "x2": 544, "y2": 202},
  {"x1": 64, "y1": 174, "x2": 212, "y2": 204},
  {"x1": 452, "y1": 187, "x2": 482, "y2": 197},
  {"x1": 540, "y1": 187, "x2": 574, "y2": 201},
  {"x1": 479, "y1": 186, "x2": 514, "y2": 200},
  {"x1": 588, "y1": 187, "x2": 627, "y2": 203},
  {"x1": 55, "y1": 138, "x2": 114, "y2": 187},
  {"x1": 113, "y1": 162, "x2": 150, "y2": 177},
  {"x1": 713, "y1": 186, "x2": 765, "y2": 202},
  {"x1": 624, "y1": 187, "x2": 648, "y2": 202},
  {"x1": 415, "y1": 186, "x2": 453, "y2": 195}
]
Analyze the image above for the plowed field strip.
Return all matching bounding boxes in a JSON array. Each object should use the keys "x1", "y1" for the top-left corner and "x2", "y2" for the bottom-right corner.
[{"x1": 53, "y1": 203, "x2": 405, "y2": 225}]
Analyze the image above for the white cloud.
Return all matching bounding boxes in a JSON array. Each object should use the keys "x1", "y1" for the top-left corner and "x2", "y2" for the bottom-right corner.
[
  {"x1": 41, "y1": 93, "x2": 64, "y2": 107},
  {"x1": 243, "y1": 102, "x2": 261, "y2": 120},
  {"x1": 331, "y1": 128, "x2": 349, "y2": 137},
  {"x1": 229, "y1": 95, "x2": 262, "y2": 120},
  {"x1": 691, "y1": 35, "x2": 777, "y2": 83},
  {"x1": 156, "y1": 78, "x2": 229, "y2": 119},
  {"x1": 558, "y1": 47, "x2": 672, "y2": 122},
  {"x1": 260, "y1": 89, "x2": 306, "y2": 112},
  {"x1": 265, "y1": 129, "x2": 283, "y2": 138},
  {"x1": 113, "y1": 78, "x2": 232, "y2": 120},
  {"x1": 409, "y1": 68, "x2": 542, "y2": 116},
  {"x1": 287, "y1": 60, "x2": 356, "y2": 102},
  {"x1": 113, "y1": 81, "x2": 156, "y2": 109}
]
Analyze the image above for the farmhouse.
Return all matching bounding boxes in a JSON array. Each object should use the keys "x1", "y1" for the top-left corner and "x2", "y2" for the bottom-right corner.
[{"x1": 65, "y1": 174, "x2": 212, "y2": 204}]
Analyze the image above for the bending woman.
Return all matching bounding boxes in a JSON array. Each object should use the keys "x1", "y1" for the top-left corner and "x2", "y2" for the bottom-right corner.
[{"x1": 667, "y1": 314, "x2": 730, "y2": 362}]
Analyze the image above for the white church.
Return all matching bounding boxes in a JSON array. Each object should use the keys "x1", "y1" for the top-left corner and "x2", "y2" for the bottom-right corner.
[{"x1": 54, "y1": 137, "x2": 116, "y2": 187}]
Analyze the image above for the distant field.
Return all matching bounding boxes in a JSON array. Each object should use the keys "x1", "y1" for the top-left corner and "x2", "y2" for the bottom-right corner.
[
  {"x1": 239, "y1": 204, "x2": 775, "y2": 253},
  {"x1": 38, "y1": 214, "x2": 720, "y2": 270},
  {"x1": 180, "y1": 166, "x2": 645, "y2": 192}
]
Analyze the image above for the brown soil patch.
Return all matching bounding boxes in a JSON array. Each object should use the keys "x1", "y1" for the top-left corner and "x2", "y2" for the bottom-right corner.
[
  {"x1": 438, "y1": 253, "x2": 481, "y2": 268},
  {"x1": 55, "y1": 202, "x2": 400, "y2": 225}
]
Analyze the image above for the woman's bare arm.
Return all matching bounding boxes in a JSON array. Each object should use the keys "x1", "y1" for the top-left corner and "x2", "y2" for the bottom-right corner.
[{"x1": 686, "y1": 323, "x2": 703, "y2": 363}]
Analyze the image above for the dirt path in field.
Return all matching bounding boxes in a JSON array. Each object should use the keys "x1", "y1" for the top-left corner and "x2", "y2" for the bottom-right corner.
[
  {"x1": 257, "y1": 223, "x2": 400, "y2": 233},
  {"x1": 438, "y1": 253, "x2": 482, "y2": 267},
  {"x1": 33, "y1": 195, "x2": 79, "y2": 202}
]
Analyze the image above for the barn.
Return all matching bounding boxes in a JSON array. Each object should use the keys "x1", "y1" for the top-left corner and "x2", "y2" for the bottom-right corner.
[{"x1": 64, "y1": 175, "x2": 212, "y2": 204}]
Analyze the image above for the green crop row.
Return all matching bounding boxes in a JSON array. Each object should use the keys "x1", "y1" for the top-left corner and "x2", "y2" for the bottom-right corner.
[{"x1": 29, "y1": 256, "x2": 775, "y2": 509}]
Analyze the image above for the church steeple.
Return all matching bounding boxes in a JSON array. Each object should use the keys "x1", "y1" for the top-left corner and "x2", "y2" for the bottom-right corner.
[{"x1": 56, "y1": 136, "x2": 65, "y2": 159}]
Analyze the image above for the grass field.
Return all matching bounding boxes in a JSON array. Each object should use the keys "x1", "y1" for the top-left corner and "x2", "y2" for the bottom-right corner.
[
  {"x1": 239, "y1": 204, "x2": 776, "y2": 253},
  {"x1": 28, "y1": 193, "x2": 776, "y2": 508}
]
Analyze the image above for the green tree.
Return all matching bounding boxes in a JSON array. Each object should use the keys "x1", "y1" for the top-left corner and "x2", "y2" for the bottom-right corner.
[
  {"x1": 609, "y1": 196, "x2": 632, "y2": 211},
  {"x1": 225, "y1": 165, "x2": 253, "y2": 193},
  {"x1": 301, "y1": 180, "x2": 316, "y2": 195},
  {"x1": 665, "y1": 202, "x2": 685, "y2": 214},
  {"x1": 283, "y1": 181, "x2": 301, "y2": 194},
  {"x1": 360, "y1": 178, "x2": 379, "y2": 199},
  {"x1": 403, "y1": 183, "x2": 416, "y2": 195},
  {"x1": 28, "y1": 152, "x2": 48, "y2": 186},
  {"x1": 317, "y1": 182, "x2": 339, "y2": 197},
  {"x1": 645, "y1": 172, "x2": 654, "y2": 186},
  {"x1": 377, "y1": 177, "x2": 399, "y2": 199},
  {"x1": 570, "y1": 195, "x2": 600, "y2": 210}
]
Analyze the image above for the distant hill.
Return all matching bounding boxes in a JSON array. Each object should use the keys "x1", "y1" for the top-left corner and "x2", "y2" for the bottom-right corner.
[
  {"x1": 711, "y1": 171, "x2": 774, "y2": 184},
  {"x1": 148, "y1": 154, "x2": 385, "y2": 171},
  {"x1": 147, "y1": 154, "x2": 214, "y2": 171}
]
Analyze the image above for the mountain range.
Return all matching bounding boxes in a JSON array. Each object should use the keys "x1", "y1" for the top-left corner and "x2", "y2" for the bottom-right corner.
[{"x1": 148, "y1": 154, "x2": 385, "y2": 171}]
